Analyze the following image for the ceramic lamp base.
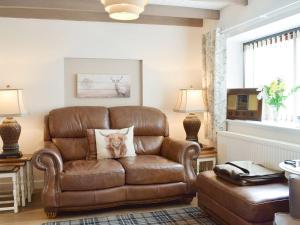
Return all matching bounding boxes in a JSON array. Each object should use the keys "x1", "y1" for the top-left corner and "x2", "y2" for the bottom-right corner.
[
  {"x1": 183, "y1": 113, "x2": 202, "y2": 147},
  {"x1": 0, "y1": 117, "x2": 21, "y2": 151},
  {"x1": 0, "y1": 150, "x2": 23, "y2": 159}
]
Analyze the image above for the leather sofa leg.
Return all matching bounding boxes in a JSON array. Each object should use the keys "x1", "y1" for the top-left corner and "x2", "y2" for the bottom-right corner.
[{"x1": 45, "y1": 208, "x2": 58, "y2": 219}]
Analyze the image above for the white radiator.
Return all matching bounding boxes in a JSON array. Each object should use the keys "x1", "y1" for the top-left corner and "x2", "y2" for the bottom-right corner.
[{"x1": 217, "y1": 131, "x2": 300, "y2": 170}]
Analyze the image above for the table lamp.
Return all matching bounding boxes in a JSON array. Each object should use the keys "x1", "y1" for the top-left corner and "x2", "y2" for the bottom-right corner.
[
  {"x1": 0, "y1": 87, "x2": 26, "y2": 158},
  {"x1": 174, "y1": 88, "x2": 207, "y2": 147}
]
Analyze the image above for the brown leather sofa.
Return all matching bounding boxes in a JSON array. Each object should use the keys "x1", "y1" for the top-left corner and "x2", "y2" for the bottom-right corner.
[{"x1": 33, "y1": 106, "x2": 200, "y2": 218}]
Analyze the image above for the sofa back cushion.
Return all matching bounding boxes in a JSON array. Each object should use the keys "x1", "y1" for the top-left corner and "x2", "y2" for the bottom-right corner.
[
  {"x1": 52, "y1": 138, "x2": 88, "y2": 162},
  {"x1": 48, "y1": 106, "x2": 109, "y2": 161},
  {"x1": 49, "y1": 106, "x2": 109, "y2": 138},
  {"x1": 109, "y1": 106, "x2": 169, "y2": 155},
  {"x1": 134, "y1": 136, "x2": 164, "y2": 155},
  {"x1": 109, "y1": 106, "x2": 169, "y2": 137}
]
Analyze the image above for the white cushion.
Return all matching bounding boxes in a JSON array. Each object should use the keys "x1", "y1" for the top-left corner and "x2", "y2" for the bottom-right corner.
[
  {"x1": 274, "y1": 213, "x2": 300, "y2": 225},
  {"x1": 95, "y1": 126, "x2": 136, "y2": 160}
]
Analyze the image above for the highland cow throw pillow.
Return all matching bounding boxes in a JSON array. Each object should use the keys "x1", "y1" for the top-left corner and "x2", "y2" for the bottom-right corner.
[{"x1": 94, "y1": 126, "x2": 136, "y2": 160}]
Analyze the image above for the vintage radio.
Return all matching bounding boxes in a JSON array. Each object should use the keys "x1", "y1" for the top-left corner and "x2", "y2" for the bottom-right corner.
[{"x1": 227, "y1": 88, "x2": 262, "y2": 121}]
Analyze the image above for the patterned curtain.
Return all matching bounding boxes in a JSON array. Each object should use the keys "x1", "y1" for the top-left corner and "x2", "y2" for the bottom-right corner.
[{"x1": 202, "y1": 28, "x2": 227, "y2": 144}]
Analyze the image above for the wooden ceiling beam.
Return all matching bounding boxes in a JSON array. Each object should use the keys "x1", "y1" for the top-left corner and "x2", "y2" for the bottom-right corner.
[
  {"x1": 0, "y1": 0, "x2": 220, "y2": 19},
  {"x1": 222, "y1": 0, "x2": 248, "y2": 5},
  {"x1": 229, "y1": 0, "x2": 248, "y2": 5},
  {"x1": 192, "y1": 0, "x2": 248, "y2": 6},
  {"x1": 0, "y1": 8, "x2": 203, "y2": 27},
  {"x1": 0, "y1": 0, "x2": 101, "y2": 12},
  {"x1": 145, "y1": 5, "x2": 219, "y2": 20}
]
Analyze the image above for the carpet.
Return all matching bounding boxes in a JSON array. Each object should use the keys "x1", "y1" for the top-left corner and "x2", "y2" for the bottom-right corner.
[{"x1": 42, "y1": 207, "x2": 218, "y2": 225}]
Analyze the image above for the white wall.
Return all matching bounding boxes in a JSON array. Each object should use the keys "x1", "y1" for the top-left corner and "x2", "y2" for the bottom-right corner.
[
  {"x1": 220, "y1": 0, "x2": 300, "y2": 35},
  {"x1": 226, "y1": 40, "x2": 244, "y2": 88},
  {"x1": 0, "y1": 18, "x2": 208, "y2": 156}
]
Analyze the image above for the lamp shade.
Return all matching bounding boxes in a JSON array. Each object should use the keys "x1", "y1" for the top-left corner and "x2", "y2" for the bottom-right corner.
[
  {"x1": 0, "y1": 89, "x2": 26, "y2": 116},
  {"x1": 174, "y1": 88, "x2": 207, "y2": 113},
  {"x1": 101, "y1": 0, "x2": 148, "y2": 20}
]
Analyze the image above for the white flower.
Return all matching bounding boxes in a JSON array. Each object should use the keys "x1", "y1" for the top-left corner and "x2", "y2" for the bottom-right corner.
[
  {"x1": 256, "y1": 86, "x2": 263, "y2": 92},
  {"x1": 257, "y1": 92, "x2": 263, "y2": 100}
]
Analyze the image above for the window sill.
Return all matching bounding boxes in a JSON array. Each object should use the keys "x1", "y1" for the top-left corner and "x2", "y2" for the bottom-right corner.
[
  {"x1": 226, "y1": 119, "x2": 300, "y2": 145},
  {"x1": 227, "y1": 119, "x2": 300, "y2": 132}
]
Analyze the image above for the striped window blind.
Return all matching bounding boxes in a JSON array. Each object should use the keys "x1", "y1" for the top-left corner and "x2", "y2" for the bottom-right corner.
[{"x1": 244, "y1": 27, "x2": 300, "y2": 49}]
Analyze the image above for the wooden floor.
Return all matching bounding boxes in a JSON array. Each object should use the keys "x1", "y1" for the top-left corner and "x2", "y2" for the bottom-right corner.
[{"x1": 0, "y1": 191, "x2": 197, "y2": 225}]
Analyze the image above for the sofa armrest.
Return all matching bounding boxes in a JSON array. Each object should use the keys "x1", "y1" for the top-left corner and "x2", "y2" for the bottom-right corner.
[
  {"x1": 33, "y1": 142, "x2": 63, "y2": 172},
  {"x1": 161, "y1": 137, "x2": 200, "y2": 194},
  {"x1": 33, "y1": 141, "x2": 63, "y2": 208}
]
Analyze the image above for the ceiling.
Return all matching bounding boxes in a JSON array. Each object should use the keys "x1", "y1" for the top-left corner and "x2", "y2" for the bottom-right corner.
[{"x1": 0, "y1": 0, "x2": 248, "y2": 27}]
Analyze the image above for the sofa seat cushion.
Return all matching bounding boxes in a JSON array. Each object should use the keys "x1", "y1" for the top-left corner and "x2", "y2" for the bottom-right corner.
[
  {"x1": 60, "y1": 159, "x2": 125, "y2": 191},
  {"x1": 118, "y1": 155, "x2": 185, "y2": 185},
  {"x1": 197, "y1": 171, "x2": 289, "y2": 223}
]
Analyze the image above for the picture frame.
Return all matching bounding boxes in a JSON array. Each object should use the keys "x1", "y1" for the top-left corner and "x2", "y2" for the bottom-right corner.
[
  {"x1": 77, "y1": 74, "x2": 131, "y2": 98},
  {"x1": 227, "y1": 88, "x2": 262, "y2": 121},
  {"x1": 64, "y1": 58, "x2": 143, "y2": 107}
]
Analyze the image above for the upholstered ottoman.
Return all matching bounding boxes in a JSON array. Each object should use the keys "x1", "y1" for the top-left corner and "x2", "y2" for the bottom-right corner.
[{"x1": 197, "y1": 171, "x2": 289, "y2": 225}]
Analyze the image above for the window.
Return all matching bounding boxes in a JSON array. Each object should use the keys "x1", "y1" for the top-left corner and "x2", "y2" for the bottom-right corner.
[{"x1": 244, "y1": 28, "x2": 300, "y2": 122}]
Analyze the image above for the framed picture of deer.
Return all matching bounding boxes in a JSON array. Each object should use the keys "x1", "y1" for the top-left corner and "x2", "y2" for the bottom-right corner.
[{"x1": 77, "y1": 74, "x2": 131, "y2": 98}]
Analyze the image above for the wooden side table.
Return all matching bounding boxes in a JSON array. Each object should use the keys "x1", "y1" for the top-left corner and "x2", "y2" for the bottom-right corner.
[
  {"x1": 0, "y1": 154, "x2": 34, "y2": 206},
  {"x1": 196, "y1": 146, "x2": 217, "y2": 174},
  {"x1": 0, "y1": 166, "x2": 21, "y2": 213}
]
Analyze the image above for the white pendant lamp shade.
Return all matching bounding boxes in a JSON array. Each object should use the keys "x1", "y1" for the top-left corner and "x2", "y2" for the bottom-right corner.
[{"x1": 101, "y1": 0, "x2": 148, "y2": 20}]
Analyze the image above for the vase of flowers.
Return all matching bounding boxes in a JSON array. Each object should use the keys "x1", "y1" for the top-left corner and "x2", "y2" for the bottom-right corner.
[{"x1": 257, "y1": 78, "x2": 300, "y2": 122}]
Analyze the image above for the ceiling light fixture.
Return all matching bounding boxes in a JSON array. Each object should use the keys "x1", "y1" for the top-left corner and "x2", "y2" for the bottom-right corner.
[{"x1": 101, "y1": 0, "x2": 148, "y2": 21}]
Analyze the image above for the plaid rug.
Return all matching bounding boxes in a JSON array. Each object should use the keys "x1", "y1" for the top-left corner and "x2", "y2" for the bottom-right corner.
[{"x1": 42, "y1": 207, "x2": 217, "y2": 225}]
